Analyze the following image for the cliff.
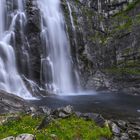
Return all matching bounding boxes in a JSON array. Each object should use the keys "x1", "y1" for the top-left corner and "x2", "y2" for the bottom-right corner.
[
  {"x1": 62, "y1": 0, "x2": 140, "y2": 95},
  {"x1": 4, "y1": 0, "x2": 140, "y2": 95}
]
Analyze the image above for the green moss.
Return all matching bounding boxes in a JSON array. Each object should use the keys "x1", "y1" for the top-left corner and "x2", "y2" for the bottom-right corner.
[
  {"x1": 125, "y1": 60, "x2": 140, "y2": 68},
  {"x1": 113, "y1": 0, "x2": 140, "y2": 17},
  {"x1": 124, "y1": 0, "x2": 140, "y2": 13},
  {"x1": 0, "y1": 115, "x2": 112, "y2": 140},
  {"x1": 105, "y1": 67, "x2": 140, "y2": 75},
  {"x1": 122, "y1": 48, "x2": 133, "y2": 55},
  {"x1": 89, "y1": 31, "x2": 109, "y2": 45}
]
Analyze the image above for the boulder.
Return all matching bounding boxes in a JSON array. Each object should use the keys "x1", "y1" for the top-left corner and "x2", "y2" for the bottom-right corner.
[
  {"x1": 112, "y1": 123, "x2": 121, "y2": 136},
  {"x1": 52, "y1": 105, "x2": 74, "y2": 118},
  {"x1": 37, "y1": 115, "x2": 54, "y2": 130},
  {"x1": 16, "y1": 134, "x2": 35, "y2": 140},
  {"x1": 107, "y1": 121, "x2": 121, "y2": 136},
  {"x1": 39, "y1": 106, "x2": 52, "y2": 116},
  {"x1": 120, "y1": 133, "x2": 129, "y2": 140},
  {"x1": 79, "y1": 113, "x2": 105, "y2": 127},
  {"x1": 117, "y1": 120, "x2": 127, "y2": 130},
  {"x1": 0, "y1": 90, "x2": 29, "y2": 114}
]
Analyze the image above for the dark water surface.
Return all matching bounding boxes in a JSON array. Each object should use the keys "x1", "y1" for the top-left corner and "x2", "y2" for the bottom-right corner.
[{"x1": 30, "y1": 92, "x2": 140, "y2": 121}]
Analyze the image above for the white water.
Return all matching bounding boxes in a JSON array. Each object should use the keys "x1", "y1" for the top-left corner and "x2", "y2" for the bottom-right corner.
[
  {"x1": 0, "y1": 0, "x2": 32, "y2": 99},
  {"x1": 67, "y1": 1, "x2": 75, "y2": 31},
  {"x1": 38, "y1": 0, "x2": 75, "y2": 94},
  {"x1": 67, "y1": 1, "x2": 81, "y2": 91}
]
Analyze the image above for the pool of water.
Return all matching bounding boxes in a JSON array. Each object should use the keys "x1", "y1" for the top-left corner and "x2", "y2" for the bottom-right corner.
[{"x1": 30, "y1": 92, "x2": 140, "y2": 121}]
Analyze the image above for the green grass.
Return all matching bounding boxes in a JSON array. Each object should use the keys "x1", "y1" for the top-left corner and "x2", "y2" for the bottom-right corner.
[{"x1": 0, "y1": 115, "x2": 112, "y2": 140}]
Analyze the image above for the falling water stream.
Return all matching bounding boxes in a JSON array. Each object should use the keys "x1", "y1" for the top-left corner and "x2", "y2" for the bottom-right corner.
[
  {"x1": 0, "y1": 0, "x2": 32, "y2": 99},
  {"x1": 38, "y1": 0, "x2": 76, "y2": 94}
]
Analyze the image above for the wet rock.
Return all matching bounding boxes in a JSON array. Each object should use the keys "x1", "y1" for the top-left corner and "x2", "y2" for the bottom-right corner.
[
  {"x1": 107, "y1": 121, "x2": 121, "y2": 136},
  {"x1": 29, "y1": 107, "x2": 37, "y2": 113},
  {"x1": 52, "y1": 105, "x2": 74, "y2": 118},
  {"x1": 25, "y1": 0, "x2": 42, "y2": 86},
  {"x1": 63, "y1": 0, "x2": 140, "y2": 95},
  {"x1": 81, "y1": 113, "x2": 105, "y2": 127},
  {"x1": 112, "y1": 123, "x2": 121, "y2": 136},
  {"x1": 39, "y1": 106, "x2": 51, "y2": 116},
  {"x1": 58, "y1": 112, "x2": 70, "y2": 118},
  {"x1": 62, "y1": 105, "x2": 73, "y2": 114},
  {"x1": 0, "y1": 90, "x2": 29, "y2": 114},
  {"x1": 37, "y1": 115, "x2": 54, "y2": 129},
  {"x1": 120, "y1": 133, "x2": 129, "y2": 140},
  {"x1": 0, "y1": 117, "x2": 7, "y2": 125},
  {"x1": 117, "y1": 120, "x2": 127, "y2": 130},
  {"x1": 127, "y1": 130, "x2": 140, "y2": 139},
  {"x1": 16, "y1": 134, "x2": 35, "y2": 140},
  {"x1": 6, "y1": 115, "x2": 21, "y2": 122},
  {"x1": 0, "y1": 115, "x2": 21, "y2": 125},
  {"x1": 26, "y1": 106, "x2": 44, "y2": 117}
]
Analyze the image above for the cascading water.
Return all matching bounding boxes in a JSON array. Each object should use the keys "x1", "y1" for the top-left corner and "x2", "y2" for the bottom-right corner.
[
  {"x1": 0, "y1": 0, "x2": 32, "y2": 99},
  {"x1": 67, "y1": 1, "x2": 75, "y2": 31},
  {"x1": 38, "y1": 0, "x2": 76, "y2": 94},
  {"x1": 67, "y1": 1, "x2": 81, "y2": 91}
]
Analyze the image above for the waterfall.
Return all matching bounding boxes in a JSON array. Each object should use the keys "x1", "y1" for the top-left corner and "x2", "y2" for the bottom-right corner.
[
  {"x1": 67, "y1": 1, "x2": 75, "y2": 31},
  {"x1": 0, "y1": 0, "x2": 32, "y2": 99},
  {"x1": 67, "y1": 1, "x2": 81, "y2": 91},
  {"x1": 38, "y1": 0, "x2": 75, "y2": 94}
]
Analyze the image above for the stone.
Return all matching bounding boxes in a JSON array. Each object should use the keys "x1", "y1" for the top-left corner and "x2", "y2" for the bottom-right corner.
[
  {"x1": 127, "y1": 130, "x2": 140, "y2": 139},
  {"x1": 58, "y1": 112, "x2": 69, "y2": 118},
  {"x1": 52, "y1": 105, "x2": 73, "y2": 118},
  {"x1": 107, "y1": 121, "x2": 121, "y2": 136},
  {"x1": 0, "y1": 90, "x2": 29, "y2": 114},
  {"x1": 0, "y1": 116, "x2": 7, "y2": 125},
  {"x1": 112, "y1": 123, "x2": 121, "y2": 136},
  {"x1": 39, "y1": 106, "x2": 51, "y2": 116},
  {"x1": 117, "y1": 120, "x2": 127, "y2": 130},
  {"x1": 16, "y1": 134, "x2": 35, "y2": 140},
  {"x1": 120, "y1": 133, "x2": 129, "y2": 140},
  {"x1": 2, "y1": 136, "x2": 15, "y2": 140},
  {"x1": 113, "y1": 136, "x2": 120, "y2": 140},
  {"x1": 37, "y1": 115, "x2": 54, "y2": 129},
  {"x1": 6, "y1": 115, "x2": 21, "y2": 122},
  {"x1": 50, "y1": 134, "x2": 57, "y2": 139},
  {"x1": 62, "y1": 105, "x2": 73, "y2": 114},
  {"x1": 81, "y1": 113, "x2": 105, "y2": 127},
  {"x1": 29, "y1": 107, "x2": 37, "y2": 113}
]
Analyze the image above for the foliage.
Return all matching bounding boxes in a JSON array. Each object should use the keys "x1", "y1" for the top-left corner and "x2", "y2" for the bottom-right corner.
[{"x1": 0, "y1": 115, "x2": 112, "y2": 140}]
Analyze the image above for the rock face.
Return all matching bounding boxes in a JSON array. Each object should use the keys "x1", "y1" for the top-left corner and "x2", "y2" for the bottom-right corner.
[
  {"x1": 25, "y1": 0, "x2": 42, "y2": 84},
  {"x1": 0, "y1": 90, "x2": 29, "y2": 114},
  {"x1": 62, "y1": 0, "x2": 140, "y2": 94}
]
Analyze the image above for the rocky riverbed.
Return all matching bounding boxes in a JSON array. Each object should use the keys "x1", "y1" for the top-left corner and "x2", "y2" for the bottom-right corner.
[
  {"x1": 0, "y1": 105, "x2": 140, "y2": 140},
  {"x1": 0, "y1": 91, "x2": 140, "y2": 140}
]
